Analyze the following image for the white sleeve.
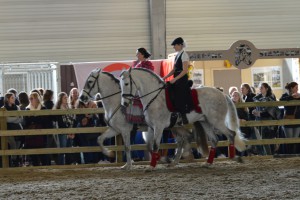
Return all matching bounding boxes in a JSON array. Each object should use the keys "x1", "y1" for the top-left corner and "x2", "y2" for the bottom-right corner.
[{"x1": 182, "y1": 51, "x2": 189, "y2": 62}]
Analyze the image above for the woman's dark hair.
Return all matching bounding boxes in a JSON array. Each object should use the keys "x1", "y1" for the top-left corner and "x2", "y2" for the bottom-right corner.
[
  {"x1": 55, "y1": 92, "x2": 68, "y2": 109},
  {"x1": 137, "y1": 47, "x2": 151, "y2": 59},
  {"x1": 4, "y1": 93, "x2": 14, "y2": 104},
  {"x1": 285, "y1": 82, "x2": 298, "y2": 94},
  {"x1": 43, "y1": 89, "x2": 54, "y2": 102},
  {"x1": 261, "y1": 82, "x2": 273, "y2": 97},
  {"x1": 18, "y1": 91, "x2": 29, "y2": 107},
  {"x1": 241, "y1": 83, "x2": 254, "y2": 95},
  {"x1": 38, "y1": 88, "x2": 45, "y2": 96}
]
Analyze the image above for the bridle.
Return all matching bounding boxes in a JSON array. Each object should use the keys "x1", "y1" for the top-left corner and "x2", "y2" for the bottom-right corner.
[
  {"x1": 121, "y1": 73, "x2": 139, "y2": 100},
  {"x1": 121, "y1": 71, "x2": 165, "y2": 112},
  {"x1": 82, "y1": 71, "x2": 121, "y2": 101},
  {"x1": 82, "y1": 70, "x2": 122, "y2": 126}
]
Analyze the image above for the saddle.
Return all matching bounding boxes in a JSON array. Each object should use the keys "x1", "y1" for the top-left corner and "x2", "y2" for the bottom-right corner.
[{"x1": 165, "y1": 87, "x2": 202, "y2": 113}]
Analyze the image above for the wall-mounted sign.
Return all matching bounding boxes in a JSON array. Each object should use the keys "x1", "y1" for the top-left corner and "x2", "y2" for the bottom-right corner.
[{"x1": 188, "y1": 40, "x2": 300, "y2": 69}]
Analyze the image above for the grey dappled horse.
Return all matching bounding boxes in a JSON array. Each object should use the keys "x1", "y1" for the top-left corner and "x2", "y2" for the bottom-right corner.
[
  {"x1": 79, "y1": 69, "x2": 208, "y2": 169},
  {"x1": 120, "y1": 68, "x2": 246, "y2": 169}
]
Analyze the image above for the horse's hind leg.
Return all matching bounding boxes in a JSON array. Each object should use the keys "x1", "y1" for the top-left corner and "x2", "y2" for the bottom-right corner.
[
  {"x1": 209, "y1": 120, "x2": 237, "y2": 159},
  {"x1": 216, "y1": 126, "x2": 237, "y2": 159},
  {"x1": 199, "y1": 122, "x2": 218, "y2": 164}
]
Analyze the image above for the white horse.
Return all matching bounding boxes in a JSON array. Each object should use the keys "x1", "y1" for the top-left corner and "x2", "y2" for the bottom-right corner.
[
  {"x1": 120, "y1": 68, "x2": 246, "y2": 169},
  {"x1": 79, "y1": 69, "x2": 209, "y2": 169}
]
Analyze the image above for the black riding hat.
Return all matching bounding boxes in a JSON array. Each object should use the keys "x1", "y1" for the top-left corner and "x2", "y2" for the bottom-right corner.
[{"x1": 171, "y1": 37, "x2": 184, "y2": 45}]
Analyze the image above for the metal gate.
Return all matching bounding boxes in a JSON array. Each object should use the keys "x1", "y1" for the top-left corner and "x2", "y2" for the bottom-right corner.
[{"x1": 0, "y1": 63, "x2": 60, "y2": 98}]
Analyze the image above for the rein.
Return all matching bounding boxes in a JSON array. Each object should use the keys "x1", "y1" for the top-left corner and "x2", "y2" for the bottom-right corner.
[
  {"x1": 105, "y1": 104, "x2": 122, "y2": 127},
  {"x1": 122, "y1": 72, "x2": 165, "y2": 112}
]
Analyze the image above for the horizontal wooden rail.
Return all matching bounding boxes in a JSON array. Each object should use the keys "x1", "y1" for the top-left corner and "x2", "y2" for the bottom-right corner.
[
  {"x1": 235, "y1": 100, "x2": 300, "y2": 108},
  {"x1": 0, "y1": 127, "x2": 108, "y2": 136},
  {"x1": 1, "y1": 138, "x2": 300, "y2": 156},
  {"x1": 0, "y1": 108, "x2": 104, "y2": 117}
]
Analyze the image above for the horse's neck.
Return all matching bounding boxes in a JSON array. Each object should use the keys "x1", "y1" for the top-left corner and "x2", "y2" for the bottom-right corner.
[
  {"x1": 134, "y1": 71, "x2": 169, "y2": 116},
  {"x1": 99, "y1": 78, "x2": 120, "y2": 112}
]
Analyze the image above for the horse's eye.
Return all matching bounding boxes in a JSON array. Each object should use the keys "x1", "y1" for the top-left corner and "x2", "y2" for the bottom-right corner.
[{"x1": 125, "y1": 83, "x2": 129, "y2": 86}]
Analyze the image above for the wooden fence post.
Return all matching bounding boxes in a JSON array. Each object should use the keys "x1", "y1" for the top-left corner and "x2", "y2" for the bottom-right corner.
[{"x1": 0, "y1": 108, "x2": 9, "y2": 168}]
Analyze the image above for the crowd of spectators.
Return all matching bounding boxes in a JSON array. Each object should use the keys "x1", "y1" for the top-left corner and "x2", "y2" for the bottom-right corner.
[
  {"x1": 0, "y1": 87, "x2": 111, "y2": 167},
  {"x1": 227, "y1": 82, "x2": 300, "y2": 156}
]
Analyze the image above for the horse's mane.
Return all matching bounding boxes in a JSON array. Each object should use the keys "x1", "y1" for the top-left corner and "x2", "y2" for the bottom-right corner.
[
  {"x1": 102, "y1": 71, "x2": 120, "y2": 84},
  {"x1": 132, "y1": 68, "x2": 165, "y2": 85}
]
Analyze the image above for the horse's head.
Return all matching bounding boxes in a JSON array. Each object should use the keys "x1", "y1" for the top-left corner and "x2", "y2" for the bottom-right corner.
[
  {"x1": 79, "y1": 68, "x2": 101, "y2": 103},
  {"x1": 120, "y1": 68, "x2": 136, "y2": 107}
]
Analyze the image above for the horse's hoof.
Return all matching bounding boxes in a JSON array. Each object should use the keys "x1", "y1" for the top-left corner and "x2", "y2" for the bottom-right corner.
[
  {"x1": 167, "y1": 163, "x2": 176, "y2": 168},
  {"x1": 234, "y1": 156, "x2": 244, "y2": 163},
  {"x1": 107, "y1": 151, "x2": 115, "y2": 158},
  {"x1": 202, "y1": 162, "x2": 212, "y2": 168},
  {"x1": 121, "y1": 164, "x2": 132, "y2": 170},
  {"x1": 183, "y1": 154, "x2": 194, "y2": 162},
  {"x1": 160, "y1": 156, "x2": 172, "y2": 164},
  {"x1": 144, "y1": 166, "x2": 155, "y2": 173}
]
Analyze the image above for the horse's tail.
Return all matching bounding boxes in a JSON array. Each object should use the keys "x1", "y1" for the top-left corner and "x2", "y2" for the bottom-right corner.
[
  {"x1": 193, "y1": 121, "x2": 209, "y2": 157},
  {"x1": 225, "y1": 95, "x2": 247, "y2": 152}
]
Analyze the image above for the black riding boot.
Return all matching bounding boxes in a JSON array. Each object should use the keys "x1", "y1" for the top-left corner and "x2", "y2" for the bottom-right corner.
[{"x1": 181, "y1": 113, "x2": 188, "y2": 125}]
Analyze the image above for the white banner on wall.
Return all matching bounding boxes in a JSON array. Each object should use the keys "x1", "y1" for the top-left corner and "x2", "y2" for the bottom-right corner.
[
  {"x1": 72, "y1": 60, "x2": 163, "y2": 90},
  {"x1": 192, "y1": 69, "x2": 204, "y2": 88},
  {"x1": 251, "y1": 66, "x2": 282, "y2": 89}
]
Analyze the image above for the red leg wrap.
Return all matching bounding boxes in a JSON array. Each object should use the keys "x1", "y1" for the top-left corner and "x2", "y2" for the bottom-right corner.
[
  {"x1": 150, "y1": 152, "x2": 160, "y2": 167},
  {"x1": 207, "y1": 147, "x2": 216, "y2": 164},
  {"x1": 229, "y1": 144, "x2": 235, "y2": 159}
]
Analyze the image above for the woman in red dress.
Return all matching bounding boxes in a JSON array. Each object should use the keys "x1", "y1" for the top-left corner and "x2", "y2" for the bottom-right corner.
[{"x1": 126, "y1": 48, "x2": 154, "y2": 124}]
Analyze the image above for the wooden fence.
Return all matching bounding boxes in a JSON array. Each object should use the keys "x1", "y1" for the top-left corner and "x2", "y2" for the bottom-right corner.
[{"x1": 1, "y1": 101, "x2": 300, "y2": 169}]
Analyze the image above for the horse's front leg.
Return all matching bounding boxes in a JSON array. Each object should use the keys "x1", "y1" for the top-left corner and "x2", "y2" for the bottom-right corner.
[
  {"x1": 149, "y1": 127, "x2": 164, "y2": 169},
  {"x1": 97, "y1": 128, "x2": 118, "y2": 158},
  {"x1": 121, "y1": 128, "x2": 133, "y2": 170},
  {"x1": 142, "y1": 127, "x2": 154, "y2": 161}
]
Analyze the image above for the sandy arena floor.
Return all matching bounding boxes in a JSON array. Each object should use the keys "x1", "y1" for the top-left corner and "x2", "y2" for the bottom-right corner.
[{"x1": 0, "y1": 156, "x2": 299, "y2": 200}]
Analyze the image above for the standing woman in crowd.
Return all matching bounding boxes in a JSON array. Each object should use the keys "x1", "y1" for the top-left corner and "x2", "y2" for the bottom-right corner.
[
  {"x1": 163, "y1": 37, "x2": 192, "y2": 124},
  {"x1": 18, "y1": 91, "x2": 29, "y2": 110},
  {"x1": 76, "y1": 100, "x2": 99, "y2": 164},
  {"x1": 280, "y1": 82, "x2": 300, "y2": 154},
  {"x1": 252, "y1": 83, "x2": 280, "y2": 155},
  {"x1": 241, "y1": 83, "x2": 256, "y2": 120},
  {"x1": 7, "y1": 88, "x2": 20, "y2": 105},
  {"x1": 69, "y1": 88, "x2": 79, "y2": 109},
  {"x1": 2, "y1": 93, "x2": 23, "y2": 166},
  {"x1": 231, "y1": 91, "x2": 251, "y2": 156},
  {"x1": 24, "y1": 92, "x2": 49, "y2": 166},
  {"x1": 54, "y1": 92, "x2": 75, "y2": 165},
  {"x1": 42, "y1": 89, "x2": 56, "y2": 164}
]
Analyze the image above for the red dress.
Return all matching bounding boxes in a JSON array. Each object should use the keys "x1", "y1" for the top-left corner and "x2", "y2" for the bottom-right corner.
[
  {"x1": 125, "y1": 60, "x2": 154, "y2": 124},
  {"x1": 134, "y1": 60, "x2": 154, "y2": 71}
]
